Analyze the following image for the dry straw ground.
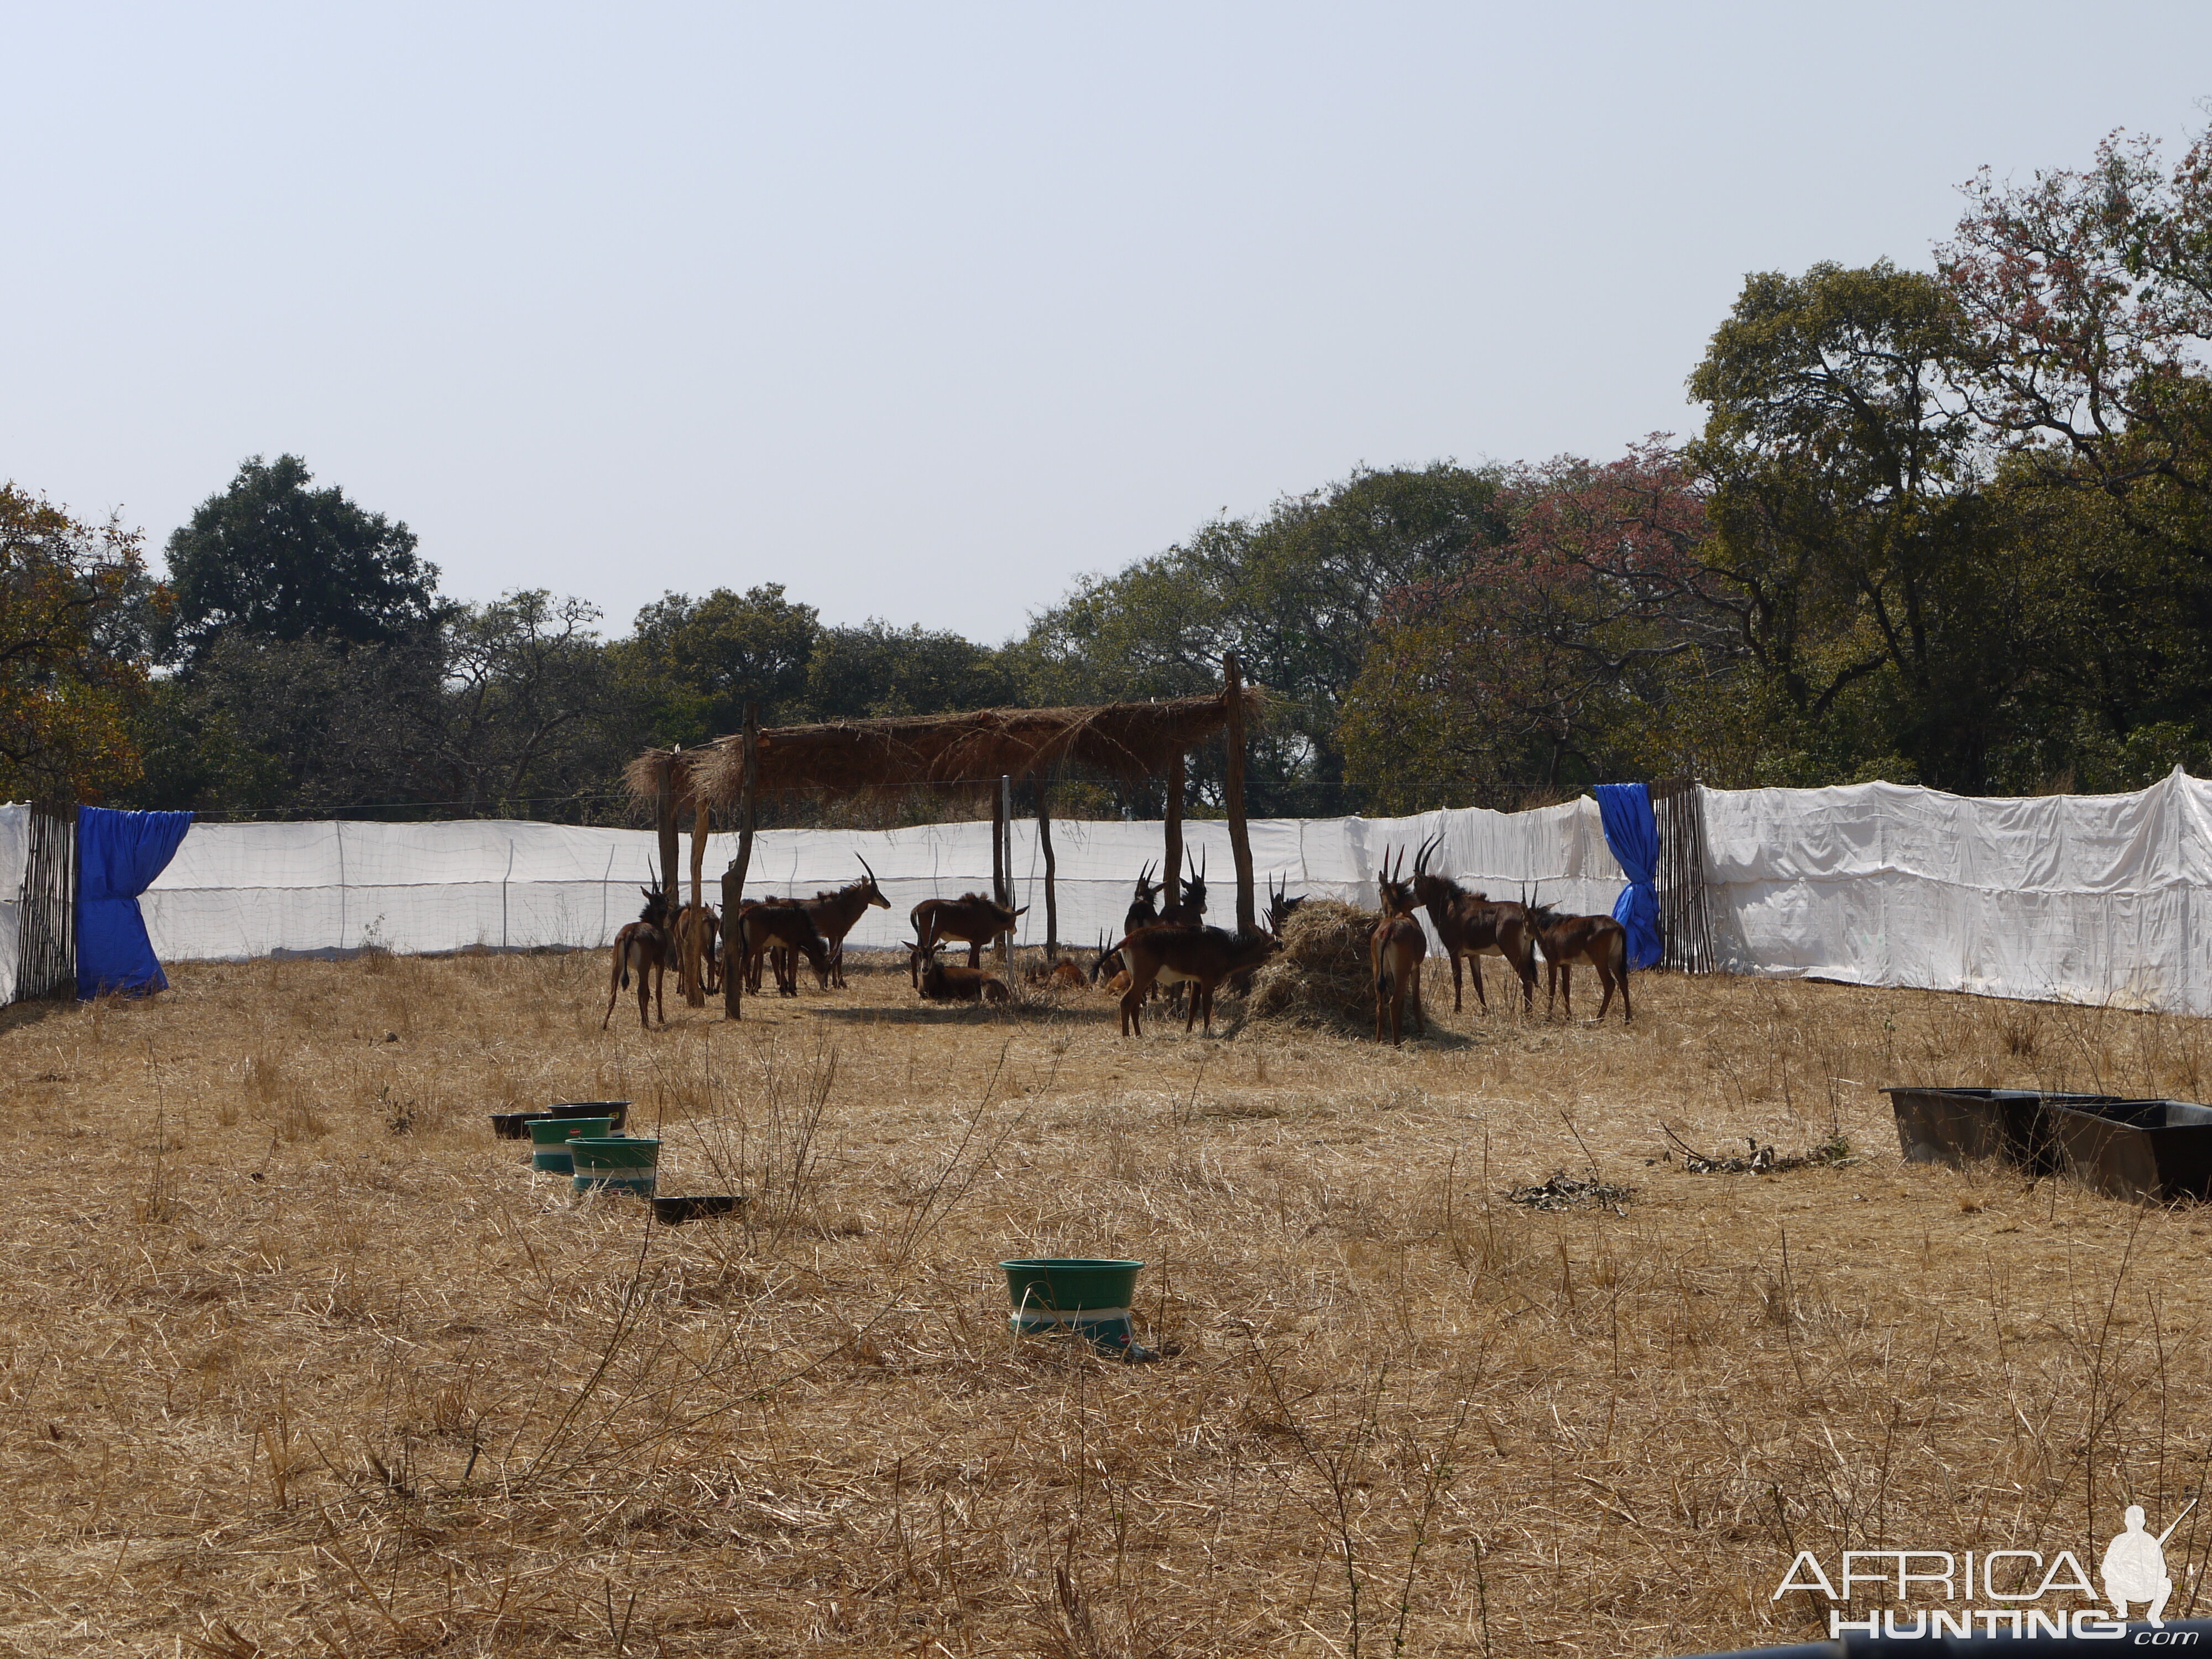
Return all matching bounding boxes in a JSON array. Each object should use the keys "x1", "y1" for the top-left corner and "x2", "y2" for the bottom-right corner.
[{"x1": 8, "y1": 950, "x2": 2212, "y2": 1657}]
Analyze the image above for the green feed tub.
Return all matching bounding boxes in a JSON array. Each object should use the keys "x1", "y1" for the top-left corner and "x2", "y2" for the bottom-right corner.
[
  {"x1": 1000, "y1": 1259, "x2": 1145, "y2": 1347},
  {"x1": 528, "y1": 1115, "x2": 614, "y2": 1173},
  {"x1": 572, "y1": 1136, "x2": 659, "y2": 1197}
]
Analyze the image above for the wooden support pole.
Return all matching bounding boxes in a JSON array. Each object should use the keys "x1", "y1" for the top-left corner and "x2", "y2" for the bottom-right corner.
[
  {"x1": 1162, "y1": 753, "x2": 1186, "y2": 911},
  {"x1": 655, "y1": 748, "x2": 681, "y2": 907},
  {"x1": 995, "y1": 773, "x2": 1011, "y2": 971},
  {"x1": 1037, "y1": 780, "x2": 1058, "y2": 962},
  {"x1": 721, "y1": 705, "x2": 760, "y2": 1021},
  {"x1": 1224, "y1": 652, "x2": 1256, "y2": 936}
]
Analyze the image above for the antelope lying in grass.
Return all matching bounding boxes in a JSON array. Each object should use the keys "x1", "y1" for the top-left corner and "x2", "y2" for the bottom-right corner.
[
  {"x1": 727, "y1": 900, "x2": 831, "y2": 1001},
  {"x1": 1528, "y1": 900, "x2": 1632, "y2": 1023},
  {"x1": 602, "y1": 887, "x2": 672, "y2": 1031},
  {"x1": 1372, "y1": 850, "x2": 1426, "y2": 1046},
  {"x1": 1092, "y1": 923, "x2": 1280, "y2": 1037},
  {"x1": 800, "y1": 857, "x2": 891, "y2": 987},
  {"x1": 1410, "y1": 833, "x2": 1536, "y2": 1013},
  {"x1": 909, "y1": 893, "x2": 1026, "y2": 985},
  {"x1": 1024, "y1": 957, "x2": 1088, "y2": 992},
  {"x1": 906, "y1": 941, "x2": 1010, "y2": 1004}
]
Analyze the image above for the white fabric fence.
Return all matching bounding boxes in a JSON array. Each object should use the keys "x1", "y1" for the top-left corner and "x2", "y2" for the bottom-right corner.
[
  {"x1": 38, "y1": 764, "x2": 2204, "y2": 1015},
  {"x1": 0, "y1": 803, "x2": 26, "y2": 1006},
  {"x1": 135, "y1": 799, "x2": 1627, "y2": 968}
]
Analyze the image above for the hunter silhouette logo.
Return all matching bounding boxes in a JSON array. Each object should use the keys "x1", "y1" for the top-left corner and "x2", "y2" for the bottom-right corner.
[
  {"x1": 1776, "y1": 1505, "x2": 2203, "y2": 1641},
  {"x1": 2106, "y1": 1502, "x2": 2192, "y2": 1628}
]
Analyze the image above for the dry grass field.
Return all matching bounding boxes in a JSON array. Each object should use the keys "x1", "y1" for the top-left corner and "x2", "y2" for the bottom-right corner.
[{"x1": 9, "y1": 949, "x2": 2212, "y2": 1657}]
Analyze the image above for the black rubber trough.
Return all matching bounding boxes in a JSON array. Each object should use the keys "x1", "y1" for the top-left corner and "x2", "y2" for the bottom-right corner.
[
  {"x1": 489, "y1": 1100, "x2": 632, "y2": 1139},
  {"x1": 648, "y1": 1194, "x2": 748, "y2": 1226},
  {"x1": 2044, "y1": 1097, "x2": 2212, "y2": 1202}
]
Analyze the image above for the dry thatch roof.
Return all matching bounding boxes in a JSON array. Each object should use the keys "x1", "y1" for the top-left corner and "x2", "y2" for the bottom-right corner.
[{"x1": 628, "y1": 691, "x2": 1261, "y2": 811}]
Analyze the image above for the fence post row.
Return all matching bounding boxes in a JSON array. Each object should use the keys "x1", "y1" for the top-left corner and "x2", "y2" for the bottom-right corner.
[{"x1": 15, "y1": 801, "x2": 78, "y2": 1001}]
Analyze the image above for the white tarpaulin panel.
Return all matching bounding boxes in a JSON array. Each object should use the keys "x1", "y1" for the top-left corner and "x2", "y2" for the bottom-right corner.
[
  {"x1": 1702, "y1": 767, "x2": 2212, "y2": 1014},
  {"x1": 0, "y1": 803, "x2": 26, "y2": 1005}
]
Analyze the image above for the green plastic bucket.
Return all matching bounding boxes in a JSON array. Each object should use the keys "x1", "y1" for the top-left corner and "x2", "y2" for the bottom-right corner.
[
  {"x1": 1000, "y1": 1259, "x2": 1145, "y2": 1347},
  {"x1": 529, "y1": 1115, "x2": 614, "y2": 1173},
  {"x1": 572, "y1": 1136, "x2": 659, "y2": 1196}
]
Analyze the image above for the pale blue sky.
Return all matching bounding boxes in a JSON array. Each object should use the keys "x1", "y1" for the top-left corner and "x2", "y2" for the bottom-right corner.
[{"x1": 7, "y1": 3, "x2": 2209, "y2": 640}]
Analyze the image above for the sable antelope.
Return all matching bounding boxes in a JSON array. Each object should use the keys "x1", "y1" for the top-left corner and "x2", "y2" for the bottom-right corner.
[
  {"x1": 1025, "y1": 957, "x2": 1089, "y2": 992},
  {"x1": 1159, "y1": 851, "x2": 1207, "y2": 926},
  {"x1": 602, "y1": 888, "x2": 672, "y2": 1031},
  {"x1": 1265, "y1": 875, "x2": 1305, "y2": 936},
  {"x1": 728, "y1": 900, "x2": 832, "y2": 1000},
  {"x1": 909, "y1": 893, "x2": 1027, "y2": 985},
  {"x1": 906, "y1": 941, "x2": 1010, "y2": 1004},
  {"x1": 799, "y1": 857, "x2": 891, "y2": 987},
  {"x1": 1092, "y1": 924, "x2": 1280, "y2": 1037},
  {"x1": 1528, "y1": 901, "x2": 1632, "y2": 1023},
  {"x1": 1409, "y1": 833, "x2": 1537, "y2": 1013},
  {"x1": 672, "y1": 902, "x2": 721, "y2": 998},
  {"x1": 1371, "y1": 849, "x2": 1426, "y2": 1046},
  {"x1": 1124, "y1": 863, "x2": 1161, "y2": 937}
]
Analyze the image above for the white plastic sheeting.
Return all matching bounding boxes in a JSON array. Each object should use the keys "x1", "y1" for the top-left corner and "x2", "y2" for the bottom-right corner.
[
  {"x1": 1701, "y1": 766, "x2": 2212, "y2": 1014},
  {"x1": 139, "y1": 799, "x2": 1627, "y2": 967},
  {"x1": 0, "y1": 803, "x2": 26, "y2": 1006}
]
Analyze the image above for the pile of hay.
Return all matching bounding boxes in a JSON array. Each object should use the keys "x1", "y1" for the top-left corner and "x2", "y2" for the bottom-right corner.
[{"x1": 1243, "y1": 898, "x2": 1383, "y2": 1033}]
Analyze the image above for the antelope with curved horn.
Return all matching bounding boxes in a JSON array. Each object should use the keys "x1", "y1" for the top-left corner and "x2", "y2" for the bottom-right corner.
[
  {"x1": 798, "y1": 855, "x2": 892, "y2": 988},
  {"x1": 1527, "y1": 898, "x2": 1632, "y2": 1023},
  {"x1": 908, "y1": 893, "x2": 1027, "y2": 986},
  {"x1": 1124, "y1": 863, "x2": 1161, "y2": 937},
  {"x1": 602, "y1": 887, "x2": 672, "y2": 1031},
  {"x1": 1371, "y1": 847, "x2": 1426, "y2": 1045},
  {"x1": 1159, "y1": 849, "x2": 1208, "y2": 926},
  {"x1": 1408, "y1": 833, "x2": 1537, "y2": 1014},
  {"x1": 1092, "y1": 921, "x2": 1280, "y2": 1037}
]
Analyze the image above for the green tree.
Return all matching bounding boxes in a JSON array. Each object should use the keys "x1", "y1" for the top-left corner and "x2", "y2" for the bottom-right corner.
[
  {"x1": 161, "y1": 455, "x2": 439, "y2": 665},
  {"x1": 1687, "y1": 261, "x2": 2048, "y2": 790},
  {"x1": 806, "y1": 620, "x2": 1013, "y2": 718},
  {"x1": 621, "y1": 585, "x2": 818, "y2": 743},
  {"x1": 0, "y1": 485, "x2": 158, "y2": 801},
  {"x1": 1014, "y1": 463, "x2": 1507, "y2": 811}
]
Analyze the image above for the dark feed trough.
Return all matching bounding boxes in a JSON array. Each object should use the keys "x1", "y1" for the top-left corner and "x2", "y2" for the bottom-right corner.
[
  {"x1": 489, "y1": 1100, "x2": 632, "y2": 1139},
  {"x1": 2043, "y1": 1098, "x2": 2212, "y2": 1203},
  {"x1": 1888, "y1": 1086, "x2": 2212, "y2": 1203},
  {"x1": 648, "y1": 1194, "x2": 749, "y2": 1226}
]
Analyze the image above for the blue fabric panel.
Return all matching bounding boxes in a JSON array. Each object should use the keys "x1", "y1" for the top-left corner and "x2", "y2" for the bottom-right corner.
[
  {"x1": 1592, "y1": 782, "x2": 1663, "y2": 971},
  {"x1": 76, "y1": 807, "x2": 194, "y2": 998}
]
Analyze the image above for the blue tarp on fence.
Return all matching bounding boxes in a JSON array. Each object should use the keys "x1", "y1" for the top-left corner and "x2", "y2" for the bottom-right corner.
[
  {"x1": 1592, "y1": 782, "x2": 1662, "y2": 971},
  {"x1": 77, "y1": 807, "x2": 194, "y2": 998}
]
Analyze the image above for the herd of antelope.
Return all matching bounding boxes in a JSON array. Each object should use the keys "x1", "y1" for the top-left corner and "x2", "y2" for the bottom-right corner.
[{"x1": 603, "y1": 838, "x2": 1630, "y2": 1044}]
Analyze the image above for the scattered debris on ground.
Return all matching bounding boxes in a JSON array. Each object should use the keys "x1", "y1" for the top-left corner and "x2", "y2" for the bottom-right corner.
[
  {"x1": 1503, "y1": 1171, "x2": 1636, "y2": 1213},
  {"x1": 1656, "y1": 1126, "x2": 1858, "y2": 1175}
]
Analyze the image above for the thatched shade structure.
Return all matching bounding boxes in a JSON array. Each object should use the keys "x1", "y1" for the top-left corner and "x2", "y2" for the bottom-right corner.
[
  {"x1": 670, "y1": 691, "x2": 1258, "y2": 806},
  {"x1": 628, "y1": 680, "x2": 1268, "y2": 1004}
]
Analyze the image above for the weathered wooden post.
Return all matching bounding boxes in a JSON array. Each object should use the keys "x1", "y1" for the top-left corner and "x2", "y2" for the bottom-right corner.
[
  {"x1": 995, "y1": 773, "x2": 1012, "y2": 971},
  {"x1": 721, "y1": 705, "x2": 760, "y2": 1020},
  {"x1": 1162, "y1": 753, "x2": 1186, "y2": 911},
  {"x1": 656, "y1": 746, "x2": 681, "y2": 907},
  {"x1": 1224, "y1": 653, "x2": 1256, "y2": 936},
  {"x1": 1037, "y1": 780, "x2": 1058, "y2": 963}
]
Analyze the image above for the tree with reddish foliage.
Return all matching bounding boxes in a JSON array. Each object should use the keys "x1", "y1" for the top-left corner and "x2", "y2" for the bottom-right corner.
[
  {"x1": 1340, "y1": 445, "x2": 1741, "y2": 806},
  {"x1": 1940, "y1": 122, "x2": 2212, "y2": 513}
]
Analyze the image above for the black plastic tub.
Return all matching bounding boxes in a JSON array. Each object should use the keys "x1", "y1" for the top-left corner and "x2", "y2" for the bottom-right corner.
[
  {"x1": 2043, "y1": 1098, "x2": 2212, "y2": 1203},
  {"x1": 489, "y1": 1100, "x2": 632, "y2": 1139},
  {"x1": 648, "y1": 1194, "x2": 747, "y2": 1226},
  {"x1": 1886, "y1": 1087, "x2": 2052, "y2": 1172}
]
